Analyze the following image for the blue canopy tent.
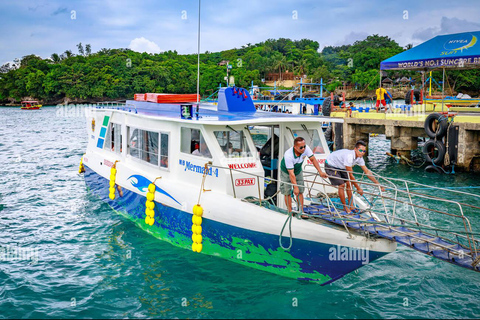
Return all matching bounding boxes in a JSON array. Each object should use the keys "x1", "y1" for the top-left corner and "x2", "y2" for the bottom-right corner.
[
  {"x1": 381, "y1": 31, "x2": 480, "y2": 70},
  {"x1": 380, "y1": 31, "x2": 480, "y2": 111}
]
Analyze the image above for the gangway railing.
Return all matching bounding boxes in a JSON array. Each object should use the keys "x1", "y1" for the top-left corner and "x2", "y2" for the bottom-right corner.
[{"x1": 204, "y1": 162, "x2": 480, "y2": 272}]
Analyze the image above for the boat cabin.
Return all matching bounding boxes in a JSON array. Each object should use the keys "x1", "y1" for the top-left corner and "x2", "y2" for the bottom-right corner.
[{"x1": 85, "y1": 87, "x2": 341, "y2": 209}]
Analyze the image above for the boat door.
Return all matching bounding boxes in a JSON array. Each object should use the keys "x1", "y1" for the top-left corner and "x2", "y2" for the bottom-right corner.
[{"x1": 251, "y1": 125, "x2": 293, "y2": 207}]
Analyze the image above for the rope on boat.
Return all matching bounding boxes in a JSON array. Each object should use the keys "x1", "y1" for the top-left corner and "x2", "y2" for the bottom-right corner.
[
  {"x1": 279, "y1": 191, "x2": 301, "y2": 251},
  {"x1": 279, "y1": 211, "x2": 293, "y2": 251}
]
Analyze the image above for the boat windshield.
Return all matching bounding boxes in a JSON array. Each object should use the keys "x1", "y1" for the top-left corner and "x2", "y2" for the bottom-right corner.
[
  {"x1": 214, "y1": 129, "x2": 253, "y2": 158},
  {"x1": 292, "y1": 128, "x2": 326, "y2": 154}
]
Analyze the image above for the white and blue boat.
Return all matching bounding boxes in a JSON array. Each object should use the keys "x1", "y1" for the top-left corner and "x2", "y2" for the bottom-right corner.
[{"x1": 79, "y1": 87, "x2": 398, "y2": 284}]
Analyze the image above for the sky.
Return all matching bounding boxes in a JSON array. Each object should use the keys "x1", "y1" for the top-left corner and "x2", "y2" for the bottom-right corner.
[{"x1": 1, "y1": 0, "x2": 480, "y2": 65}]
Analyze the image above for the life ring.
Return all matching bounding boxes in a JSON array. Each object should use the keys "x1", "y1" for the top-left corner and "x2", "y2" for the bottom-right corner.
[
  {"x1": 425, "y1": 165, "x2": 443, "y2": 174},
  {"x1": 423, "y1": 139, "x2": 446, "y2": 165},
  {"x1": 424, "y1": 113, "x2": 448, "y2": 139}
]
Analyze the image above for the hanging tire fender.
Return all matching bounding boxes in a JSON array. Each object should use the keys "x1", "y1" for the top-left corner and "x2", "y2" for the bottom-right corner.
[
  {"x1": 423, "y1": 139, "x2": 446, "y2": 165},
  {"x1": 425, "y1": 165, "x2": 443, "y2": 174},
  {"x1": 322, "y1": 97, "x2": 332, "y2": 117},
  {"x1": 424, "y1": 113, "x2": 448, "y2": 139}
]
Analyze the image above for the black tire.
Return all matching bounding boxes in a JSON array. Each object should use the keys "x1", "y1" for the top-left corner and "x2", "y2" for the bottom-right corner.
[
  {"x1": 423, "y1": 139, "x2": 446, "y2": 165},
  {"x1": 424, "y1": 113, "x2": 448, "y2": 139},
  {"x1": 333, "y1": 95, "x2": 341, "y2": 106},
  {"x1": 324, "y1": 126, "x2": 333, "y2": 142},
  {"x1": 405, "y1": 89, "x2": 421, "y2": 104},
  {"x1": 322, "y1": 97, "x2": 332, "y2": 117},
  {"x1": 425, "y1": 165, "x2": 443, "y2": 174}
]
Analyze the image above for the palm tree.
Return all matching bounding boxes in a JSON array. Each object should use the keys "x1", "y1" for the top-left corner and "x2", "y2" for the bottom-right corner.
[
  {"x1": 51, "y1": 53, "x2": 61, "y2": 63},
  {"x1": 64, "y1": 50, "x2": 74, "y2": 59},
  {"x1": 295, "y1": 58, "x2": 310, "y2": 76},
  {"x1": 274, "y1": 55, "x2": 287, "y2": 81}
]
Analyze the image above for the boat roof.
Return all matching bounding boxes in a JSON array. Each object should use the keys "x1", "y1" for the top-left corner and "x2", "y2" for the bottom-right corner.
[
  {"x1": 106, "y1": 101, "x2": 342, "y2": 125},
  {"x1": 21, "y1": 100, "x2": 39, "y2": 103},
  {"x1": 97, "y1": 87, "x2": 343, "y2": 125}
]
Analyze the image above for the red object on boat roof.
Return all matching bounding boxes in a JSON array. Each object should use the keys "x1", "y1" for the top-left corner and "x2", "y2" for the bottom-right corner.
[
  {"x1": 138, "y1": 93, "x2": 200, "y2": 103},
  {"x1": 134, "y1": 94, "x2": 146, "y2": 101}
]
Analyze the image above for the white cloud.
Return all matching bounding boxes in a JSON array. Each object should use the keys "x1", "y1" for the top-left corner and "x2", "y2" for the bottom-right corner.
[
  {"x1": 335, "y1": 31, "x2": 369, "y2": 46},
  {"x1": 413, "y1": 17, "x2": 480, "y2": 41},
  {"x1": 128, "y1": 37, "x2": 162, "y2": 54}
]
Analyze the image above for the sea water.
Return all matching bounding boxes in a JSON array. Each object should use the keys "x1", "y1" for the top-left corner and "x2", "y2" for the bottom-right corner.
[{"x1": 1, "y1": 106, "x2": 480, "y2": 319}]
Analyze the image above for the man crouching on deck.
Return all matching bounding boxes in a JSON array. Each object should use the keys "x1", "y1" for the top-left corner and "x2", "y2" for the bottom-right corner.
[
  {"x1": 280, "y1": 137, "x2": 328, "y2": 217},
  {"x1": 325, "y1": 140, "x2": 384, "y2": 213}
]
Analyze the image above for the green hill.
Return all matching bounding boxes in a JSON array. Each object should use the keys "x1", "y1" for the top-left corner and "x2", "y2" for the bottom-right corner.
[{"x1": 1, "y1": 36, "x2": 478, "y2": 104}]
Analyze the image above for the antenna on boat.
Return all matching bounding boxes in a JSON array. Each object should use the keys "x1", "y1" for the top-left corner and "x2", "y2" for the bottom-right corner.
[{"x1": 196, "y1": 0, "x2": 201, "y2": 119}]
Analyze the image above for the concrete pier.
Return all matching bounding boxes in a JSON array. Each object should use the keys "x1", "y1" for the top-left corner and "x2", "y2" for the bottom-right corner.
[{"x1": 331, "y1": 112, "x2": 480, "y2": 172}]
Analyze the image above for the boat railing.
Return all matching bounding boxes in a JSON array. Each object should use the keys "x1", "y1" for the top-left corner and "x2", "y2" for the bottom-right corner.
[
  {"x1": 303, "y1": 165, "x2": 480, "y2": 263},
  {"x1": 207, "y1": 162, "x2": 354, "y2": 238},
  {"x1": 205, "y1": 162, "x2": 480, "y2": 266}
]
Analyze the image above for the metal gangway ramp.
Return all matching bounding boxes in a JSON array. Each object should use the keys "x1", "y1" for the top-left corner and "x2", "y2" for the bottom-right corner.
[
  {"x1": 301, "y1": 169, "x2": 480, "y2": 272},
  {"x1": 208, "y1": 162, "x2": 480, "y2": 273}
]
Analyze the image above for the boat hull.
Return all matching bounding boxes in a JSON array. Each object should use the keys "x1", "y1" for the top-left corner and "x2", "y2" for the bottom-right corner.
[{"x1": 84, "y1": 165, "x2": 391, "y2": 284}]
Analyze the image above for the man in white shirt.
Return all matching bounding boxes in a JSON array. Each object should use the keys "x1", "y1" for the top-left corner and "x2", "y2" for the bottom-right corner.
[
  {"x1": 280, "y1": 137, "x2": 328, "y2": 216},
  {"x1": 325, "y1": 140, "x2": 384, "y2": 213}
]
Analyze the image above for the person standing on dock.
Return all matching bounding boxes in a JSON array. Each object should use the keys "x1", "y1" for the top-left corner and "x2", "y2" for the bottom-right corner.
[
  {"x1": 325, "y1": 140, "x2": 384, "y2": 213},
  {"x1": 280, "y1": 137, "x2": 328, "y2": 216},
  {"x1": 375, "y1": 84, "x2": 389, "y2": 112}
]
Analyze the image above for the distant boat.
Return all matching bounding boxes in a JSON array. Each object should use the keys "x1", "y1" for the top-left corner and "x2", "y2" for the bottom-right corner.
[{"x1": 20, "y1": 100, "x2": 42, "y2": 110}]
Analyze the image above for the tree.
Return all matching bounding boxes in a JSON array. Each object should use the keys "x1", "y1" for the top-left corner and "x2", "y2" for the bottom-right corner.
[
  {"x1": 0, "y1": 63, "x2": 12, "y2": 73},
  {"x1": 77, "y1": 43, "x2": 85, "y2": 56},
  {"x1": 85, "y1": 44, "x2": 91, "y2": 56},
  {"x1": 273, "y1": 55, "x2": 287, "y2": 81},
  {"x1": 64, "y1": 50, "x2": 74, "y2": 58},
  {"x1": 51, "y1": 53, "x2": 61, "y2": 63}
]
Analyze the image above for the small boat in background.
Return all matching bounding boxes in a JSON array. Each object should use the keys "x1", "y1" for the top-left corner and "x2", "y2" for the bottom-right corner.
[{"x1": 20, "y1": 100, "x2": 42, "y2": 110}]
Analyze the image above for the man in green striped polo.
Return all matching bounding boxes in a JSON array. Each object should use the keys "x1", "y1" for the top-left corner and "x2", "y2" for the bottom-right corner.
[{"x1": 280, "y1": 137, "x2": 328, "y2": 215}]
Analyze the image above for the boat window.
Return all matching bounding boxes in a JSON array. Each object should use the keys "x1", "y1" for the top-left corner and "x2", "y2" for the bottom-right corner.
[
  {"x1": 214, "y1": 129, "x2": 253, "y2": 158},
  {"x1": 181, "y1": 127, "x2": 211, "y2": 158},
  {"x1": 128, "y1": 127, "x2": 159, "y2": 165},
  {"x1": 160, "y1": 133, "x2": 169, "y2": 168},
  {"x1": 104, "y1": 123, "x2": 122, "y2": 154},
  {"x1": 292, "y1": 128, "x2": 326, "y2": 154}
]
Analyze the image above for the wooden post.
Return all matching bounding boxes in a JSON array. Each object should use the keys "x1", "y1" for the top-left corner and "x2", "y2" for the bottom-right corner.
[{"x1": 441, "y1": 67, "x2": 445, "y2": 112}]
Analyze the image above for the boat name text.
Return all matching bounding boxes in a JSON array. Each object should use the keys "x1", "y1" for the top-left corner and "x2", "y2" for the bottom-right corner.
[{"x1": 179, "y1": 159, "x2": 219, "y2": 177}]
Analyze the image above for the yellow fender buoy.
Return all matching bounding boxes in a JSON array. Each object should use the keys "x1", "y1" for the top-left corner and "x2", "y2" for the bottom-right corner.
[
  {"x1": 78, "y1": 156, "x2": 85, "y2": 173},
  {"x1": 108, "y1": 162, "x2": 118, "y2": 200},
  {"x1": 145, "y1": 183, "x2": 156, "y2": 226},
  {"x1": 192, "y1": 204, "x2": 204, "y2": 252}
]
